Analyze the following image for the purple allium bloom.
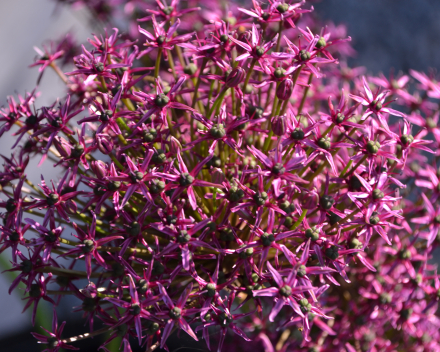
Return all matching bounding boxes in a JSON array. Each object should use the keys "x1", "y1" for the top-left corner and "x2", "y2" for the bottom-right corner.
[{"x1": 0, "y1": 1, "x2": 439, "y2": 351}]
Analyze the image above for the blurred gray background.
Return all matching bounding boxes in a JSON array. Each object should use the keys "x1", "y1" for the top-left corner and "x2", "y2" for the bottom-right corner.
[{"x1": 0, "y1": 0, "x2": 439, "y2": 347}]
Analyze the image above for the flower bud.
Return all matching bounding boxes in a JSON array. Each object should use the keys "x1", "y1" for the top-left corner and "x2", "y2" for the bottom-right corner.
[
  {"x1": 65, "y1": 199, "x2": 77, "y2": 214},
  {"x1": 169, "y1": 136, "x2": 182, "y2": 154},
  {"x1": 91, "y1": 160, "x2": 108, "y2": 180},
  {"x1": 96, "y1": 134, "x2": 113, "y2": 154},
  {"x1": 53, "y1": 136, "x2": 71, "y2": 158},
  {"x1": 301, "y1": 190, "x2": 319, "y2": 209},
  {"x1": 226, "y1": 67, "x2": 245, "y2": 88},
  {"x1": 276, "y1": 78, "x2": 293, "y2": 101},
  {"x1": 211, "y1": 168, "x2": 225, "y2": 184},
  {"x1": 271, "y1": 115, "x2": 287, "y2": 136}
]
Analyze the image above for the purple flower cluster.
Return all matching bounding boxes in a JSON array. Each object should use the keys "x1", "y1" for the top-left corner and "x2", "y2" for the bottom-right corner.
[{"x1": 1, "y1": 0, "x2": 440, "y2": 351}]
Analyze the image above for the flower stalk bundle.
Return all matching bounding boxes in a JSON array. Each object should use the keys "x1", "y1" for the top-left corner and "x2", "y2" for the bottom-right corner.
[{"x1": 1, "y1": 0, "x2": 440, "y2": 351}]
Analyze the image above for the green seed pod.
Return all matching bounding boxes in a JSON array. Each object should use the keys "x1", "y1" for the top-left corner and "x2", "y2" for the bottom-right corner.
[
  {"x1": 372, "y1": 188, "x2": 384, "y2": 200},
  {"x1": 315, "y1": 36, "x2": 327, "y2": 49},
  {"x1": 274, "y1": 67, "x2": 287, "y2": 79},
  {"x1": 325, "y1": 245, "x2": 339, "y2": 260},
  {"x1": 305, "y1": 227, "x2": 320, "y2": 241},
  {"x1": 154, "y1": 93, "x2": 170, "y2": 107},
  {"x1": 297, "y1": 264, "x2": 307, "y2": 277},
  {"x1": 107, "y1": 180, "x2": 121, "y2": 192},
  {"x1": 255, "y1": 46, "x2": 265, "y2": 57},
  {"x1": 206, "y1": 283, "x2": 217, "y2": 297},
  {"x1": 179, "y1": 172, "x2": 194, "y2": 186},
  {"x1": 46, "y1": 193, "x2": 60, "y2": 206},
  {"x1": 299, "y1": 297, "x2": 312, "y2": 313},
  {"x1": 183, "y1": 63, "x2": 198, "y2": 75},
  {"x1": 335, "y1": 112, "x2": 345, "y2": 124},
  {"x1": 380, "y1": 292, "x2": 392, "y2": 304},
  {"x1": 299, "y1": 49, "x2": 311, "y2": 61},
  {"x1": 349, "y1": 237, "x2": 363, "y2": 249},
  {"x1": 399, "y1": 248, "x2": 411, "y2": 260},
  {"x1": 220, "y1": 228, "x2": 235, "y2": 242},
  {"x1": 156, "y1": 35, "x2": 167, "y2": 45},
  {"x1": 284, "y1": 216, "x2": 293, "y2": 227},
  {"x1": 276, "y1": 3, "x2": 289, "y2": 13},
  {"x1": 82, "y1": 239, "x2": 95, "y2": 253},
  {"x1": 369, "y1": 212, "x2": 380, "y2": 225},
  {"x1": 261, "y1": 232, "x2": 275, "y2": 246},
  {"x1": 317, "y1": 136, "x2": 331, "y2": 150},
  {"x1": 228, "y1": 186, "x2": 244, "y2": 203},
  {"x1": 400, "y1": 134, "x2": 414, "y2": 146},
  {"x1": 178, "y1": 230, "x2": 191, "y2": 243},
  {"x1": 291, "y1": 127, "x2": 305, "y2": 140},
  {"x1": 209, "y1": 124, "x2": 226, "y2": 138},
  {"x1": 248, "y1": 105, "x2": 264, "y2": 119},
  {"x1": 169, "y1": 307, "x2": 182, "y2": 319},
  {"x1": 253, "y1": 192, "x2": 268, "y2": 206},
  {"x1": 320, "y1": 195, "x2": 335, "y2": 210},
  {"x1": 143, "y1": 128, "x2": 157, "y2": 142},
  {"x1": 366, "y1": 140, "x2": 381, "y2": 154}
]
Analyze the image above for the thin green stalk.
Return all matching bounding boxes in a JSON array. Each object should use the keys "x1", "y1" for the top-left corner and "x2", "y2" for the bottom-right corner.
[
  {"x1": 191, "y1": 58, "x2": 208, "y2": 108},
  {"x1": 208, "y1": 88, "x2": 228, "y2": 117},
  {"x1": 166, "y1": 49, "x2": 177, "y2": 78},
  {"x1": 345, "y1": 155, "x2": 368, "y2": 178},
  {"x1": 291, "y1": 209, "x2": 308, "y2": 230},
  {"x1": 242, "y1": 59, "x2": 257, "y2": 96},
  {"x1": 154, "y1": 48, "x2": 163, "y2": 79},
  {"x1": 297, "y1": 71, "x2": 314, "y2": 115}
]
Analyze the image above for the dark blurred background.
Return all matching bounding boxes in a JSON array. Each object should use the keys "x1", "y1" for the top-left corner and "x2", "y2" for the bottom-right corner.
[{"x1": 0, "y1": 0, "x2": 439, "y2": 350}]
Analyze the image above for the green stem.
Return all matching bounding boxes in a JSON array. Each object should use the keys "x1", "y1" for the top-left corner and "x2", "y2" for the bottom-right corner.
[
  {"x1": 154, "y1": 48, "x2": 163, "y2": 79},
  {"x1": 345, "y1": 154, "x2": 368, "y2": 178},
  {"x1": 166, "y1": 49, "x2": 177, "y2": 78},
  {"x1": 191, "y1": 58, "x2": 208, "y2": 108},
  {"x1": 291, "y1": 209, "x2": 308, "y2": 230},
  {"x1": 242, "y1": 59, "x2": 257, "y2": 96},
  {"x1": 208, "y1": 88, "x2": 227, "y2": 117},
  {"x1": 275, "y1": 21, "x2": 283, "y2": 53},
  {"x1": 297, "y1": 71, "x2": 314, "y2": 115},
  {"x1": 263, "y1": 130, "x2": 274, "y2": 153}
]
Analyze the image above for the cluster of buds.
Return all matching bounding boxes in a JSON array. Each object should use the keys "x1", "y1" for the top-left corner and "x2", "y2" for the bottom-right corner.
[{"x1": 1, "y1": 0, "x2": 440, "y2": 351}]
